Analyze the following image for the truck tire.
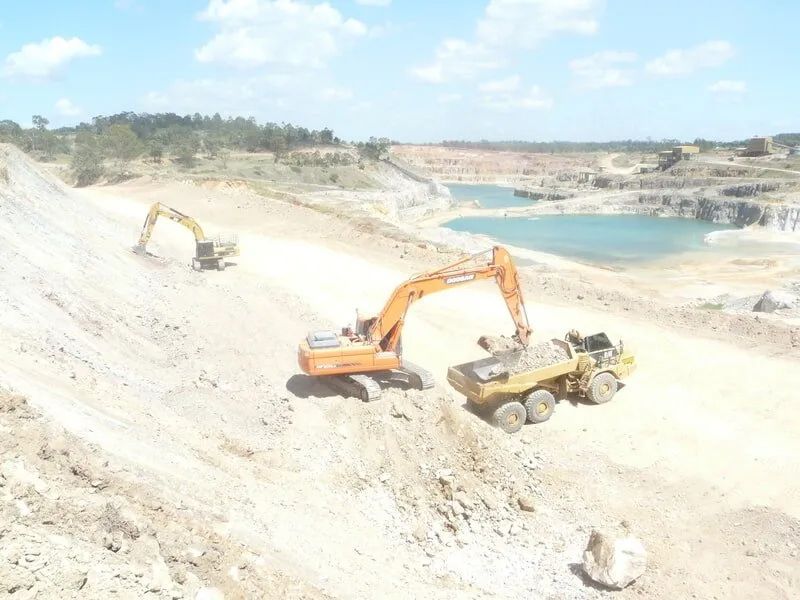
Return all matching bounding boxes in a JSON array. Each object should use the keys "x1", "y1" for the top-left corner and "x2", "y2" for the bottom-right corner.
[
  {"x1": 217, "y1": 259, "x2": 226, "y2": 271},
  {"x1": 493, "y1": 402, "x2": 526, "y2": 434},
  {"x1": 524, "y1": 389, "x2": 555, "y2": 424},
  {"x1": 192, "y1": 258, "x2": 202, "y2": 271},
  {"x1": 587, "y1": 372, "x2": 617, "y2": 404}
]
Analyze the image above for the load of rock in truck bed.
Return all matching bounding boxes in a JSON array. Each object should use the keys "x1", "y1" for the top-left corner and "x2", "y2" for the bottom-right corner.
[{"x1": 478, "y1": 335, "x2": 570, "y2": 375}]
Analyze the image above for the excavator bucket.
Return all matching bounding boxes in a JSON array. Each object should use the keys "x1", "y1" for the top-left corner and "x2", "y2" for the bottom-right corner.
[{"x1": 477, "y1": 334, "x2": 526, "y2": 355}]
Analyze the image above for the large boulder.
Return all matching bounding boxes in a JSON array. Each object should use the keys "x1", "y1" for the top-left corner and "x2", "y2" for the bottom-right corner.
[
  {"x1": 582, "y1": 529, "x2": 647, "y2": 590},
  {"x1": 753, "y1": 290, "x2": 797, "y2": 313}
]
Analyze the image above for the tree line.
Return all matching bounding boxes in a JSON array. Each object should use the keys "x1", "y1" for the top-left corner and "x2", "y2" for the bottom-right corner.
[
  {"x1": 434, "y1": 137, "x2": 770, "y2": 154},
  {"x1": 0, "y1": 112, "x2": 346, "y2": 185}
]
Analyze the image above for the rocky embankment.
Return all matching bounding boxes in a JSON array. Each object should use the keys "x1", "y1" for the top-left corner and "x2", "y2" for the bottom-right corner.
[
  {"x1": 306, "y1": 158, "x2": 453, "y2": 222},
  {"x1": 537, "y1": 193, "x2": 800, "y2": 231},
  {"x1": 522, "y1": 174, "x2": 800, "y2": 231},
  {"x1": 639, "y1": 194, "x2": 800, "y2": 230}
]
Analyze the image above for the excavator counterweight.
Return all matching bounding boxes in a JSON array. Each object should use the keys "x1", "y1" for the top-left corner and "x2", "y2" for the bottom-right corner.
[
  {"x1": 297, "y1": 246, "x2": 531, "y2": 401},
  {"x1": 134, "y1": 202, "x2": 239, "y2": 271}
]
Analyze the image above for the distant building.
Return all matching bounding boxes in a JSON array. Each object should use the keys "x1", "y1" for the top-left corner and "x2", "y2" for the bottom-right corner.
[
  {"x1": 658, "y1": 150, "x2": 676, "y2": 168},
  {"x1": 658, "y1": 145, "x2": 700, "y2": 169},
  {"x1": 743, "y1": 136, "x2": 774, "y2": 156},
  {"x1": 672, "y1": 145, "x2": 700, "y2": 160}
]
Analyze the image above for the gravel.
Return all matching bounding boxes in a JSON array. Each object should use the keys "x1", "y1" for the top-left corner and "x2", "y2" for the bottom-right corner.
[{"x1": 493, "y1": 341, "x2": 570, "y2": 375}]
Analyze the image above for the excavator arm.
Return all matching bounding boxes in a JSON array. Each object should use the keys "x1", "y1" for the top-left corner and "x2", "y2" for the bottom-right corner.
[
  {"x1": 367, "y1": 246, "x2": 531, "y2": 352},
  {"x1": 134, "y1": 202, "x2": 206, "y2": 253}
]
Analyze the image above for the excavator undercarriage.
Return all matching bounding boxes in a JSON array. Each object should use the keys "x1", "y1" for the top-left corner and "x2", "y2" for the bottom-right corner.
[{"x1": 321, "y1": 360, "x2": 436, "y2": 402}]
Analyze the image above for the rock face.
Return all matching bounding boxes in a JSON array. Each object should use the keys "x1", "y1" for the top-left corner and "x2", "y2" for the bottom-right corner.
[
  {"x1": 753, "y1": 290, "x2": 798, "y2": 313},
  {"x1": 721, "y1": 182, "x2": 780, "y2": 197},
  {"x1": 582, "y1": 530, "x2": 647, "y2": 590},
  {"x1": 634, "y1": 194, "x2": 800, "y2": 231}
]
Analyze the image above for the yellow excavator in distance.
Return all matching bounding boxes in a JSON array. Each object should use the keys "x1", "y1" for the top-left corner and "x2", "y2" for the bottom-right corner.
[{"x1": 133, "y1": 202, "x2": 239, "y2": 271}]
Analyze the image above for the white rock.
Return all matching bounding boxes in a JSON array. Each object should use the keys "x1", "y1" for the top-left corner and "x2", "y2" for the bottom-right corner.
[
  {"x1": 195, "y1": 587, "x2": 225, "y2": 600},
  {"x1": 753, "y1": 290, "x2": 797, "y2": 312},
  {"x1": 582, "y1": 529, "x2": 647, "y2": 590},
  {"x1": 148, "y1": 556, "x2": 174, "y2": 592}
]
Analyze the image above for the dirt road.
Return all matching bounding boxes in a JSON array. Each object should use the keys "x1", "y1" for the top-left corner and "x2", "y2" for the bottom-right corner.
[
  {"x1": 696, "y1": 155, "x2": 800, "y2": 176},
  {"x1": 3, "y1": 145, "x2": 798, "y2": 598}
]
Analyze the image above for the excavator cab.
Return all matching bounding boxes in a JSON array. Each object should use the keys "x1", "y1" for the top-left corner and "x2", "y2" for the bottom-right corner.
[
  {"x1": 196, "y1": 240, "x2": 216, "y2": 259},
  {"x1": 355, "y1": 312, "x2": 377, "y2": 339}
]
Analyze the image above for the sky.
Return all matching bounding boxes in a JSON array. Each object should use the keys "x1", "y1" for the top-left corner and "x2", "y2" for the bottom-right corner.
[{"x1": 0, "y1": 0, "x2": 797, "y2": 142}]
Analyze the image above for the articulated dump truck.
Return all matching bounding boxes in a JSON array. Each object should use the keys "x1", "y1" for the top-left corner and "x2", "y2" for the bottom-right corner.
[{"x1": 447, "y1": 332, "x2": 636, "y2": 434}]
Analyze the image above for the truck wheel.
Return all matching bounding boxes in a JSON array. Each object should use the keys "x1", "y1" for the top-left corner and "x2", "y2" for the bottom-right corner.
[
  {"x1": 192, "y1": 258, "x2": 202, "y2": 271},
  {"x1": 587, "y1": 372, "x2": 617, "y2": 404},
  {"x1": 493, "y1": 402, "x2": 526, "y2": 434},
  {"x1": 217, "y1": 259, "x2": 226, "y2": 271},
  {"x1": 524, "y1": 389, "x2": 555, "y2": 424}
]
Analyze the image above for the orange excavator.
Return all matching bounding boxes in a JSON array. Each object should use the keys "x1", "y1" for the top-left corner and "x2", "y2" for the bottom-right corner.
[{"x1": 297, "y1": 246, "x2": 531, "y2": 401}]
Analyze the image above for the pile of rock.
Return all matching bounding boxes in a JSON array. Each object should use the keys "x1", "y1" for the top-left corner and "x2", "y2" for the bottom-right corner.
[{"x1": 753, "y1": 290, "x2": 797, "y2": 313}]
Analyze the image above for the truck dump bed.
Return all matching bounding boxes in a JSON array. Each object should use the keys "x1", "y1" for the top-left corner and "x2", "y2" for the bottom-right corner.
[{"x1": 447, "y1": 339, "x2": 579, "y2": 406}]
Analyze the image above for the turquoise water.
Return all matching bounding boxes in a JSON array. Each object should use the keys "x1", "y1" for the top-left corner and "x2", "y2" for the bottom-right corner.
[
  {"x1": 445, "y1": 214, "x2": 737, "y2": 264},
  {"x1": 446, "y1": 183, "x2": 534, "y2": 209}
]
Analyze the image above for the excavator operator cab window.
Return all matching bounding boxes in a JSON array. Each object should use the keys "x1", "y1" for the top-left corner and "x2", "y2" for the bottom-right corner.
[{"x1": 355, "y1": 315, "x2": 376, "y2": 338}]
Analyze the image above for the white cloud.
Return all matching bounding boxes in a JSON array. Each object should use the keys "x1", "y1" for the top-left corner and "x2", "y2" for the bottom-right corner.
[
  {"x1": 479, "y1": 74, "x2": 520, "y2": 93},
  {"x1": 708, "y1": 79, "x2": 746, "y2": 94},
  {"x1": 410, "y1": 38, "x2": 501, "y2": 83},
  {"x1": 143, "y1": 74, "x2": 301, "y2": 113},
  {"x1": 482, "y1": 85, "x2": 553, "y2": 111},
  {"x1": 413, "y1": 0, "x2": 601, "y2": 83},
  {"x1": 320, "y1": 86, "x2": 353, "y2": 101},
  {"x1": 476, "y1": 0, "x2": 598, "y2": 47},
  {"x1": 569, "y1": 50, "x2": 637, "y2": 89},
  {"x1": 195, "y1": 0, "x2": 367, "y2": 69},
  {"x1": 2, "y1": 36, "x2": 101, "y2": 79},
  {"x1": 355, "y1": 0, "x2": 391, "y2": 6},
  {"x1": 646, "y1": 40, "x2": 734, "y2": 76},
  {"x1": 55, "y1": 98, "x2": 81, "y2": 117},
  {"x1": 437, "y1": 92, "x2": 462, "y2": 104}
]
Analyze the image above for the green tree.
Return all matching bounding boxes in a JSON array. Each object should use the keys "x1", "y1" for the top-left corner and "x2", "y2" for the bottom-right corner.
[
  {"x1": 270, "y1": 134, "x2": 288, "y2": 163},
  {"x1": 218, "y1": 147, "x2": 231, "y2": 169},
  {"x1": 0, "y1": 120, "x2": 23, "y2": 145},
  {"x1": 203, "y1": 136, "x2": 222, "y2": 159},
  {"x1": 103, "y1": 124, "x2": 143, "y2": 171},
  {"x1": 70, "y1": 131, "x2": 105, "y2": 186},
  {"x1": 170, "y1": 131, "x2": 200, "y2": 167},
  {"x1": 30, "y1": 115, "x2": 49, "y2": 154},
  {"x1": 357, "y1": 136, "x2": 390, "y2": 160},
  {"x1": 147, "y1": 139, "x2": 164, "y2": 164}
]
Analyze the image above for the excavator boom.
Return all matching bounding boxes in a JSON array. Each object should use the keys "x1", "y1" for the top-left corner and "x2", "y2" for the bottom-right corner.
[
  {"x1": 135, "y1": 202, "x2": 206, "y2": 252},
  {"x1": 367, "y1": 246, "x2": 531, "y2": 351}
]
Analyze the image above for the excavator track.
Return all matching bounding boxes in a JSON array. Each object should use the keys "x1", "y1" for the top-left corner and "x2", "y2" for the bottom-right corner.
[
  {"x1": 326, "y1": 374, "x2": 383, "y2": 403},
  {"x1": 400, "y1": 361, "x2": 436, "y2": 390}
]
